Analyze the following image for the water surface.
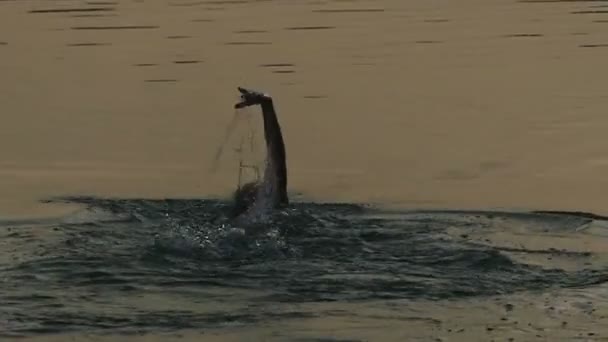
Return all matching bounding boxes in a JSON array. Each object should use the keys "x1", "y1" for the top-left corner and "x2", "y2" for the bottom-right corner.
[{"x1": 2, "y1": 197, "x2": 607, "y2": 339}]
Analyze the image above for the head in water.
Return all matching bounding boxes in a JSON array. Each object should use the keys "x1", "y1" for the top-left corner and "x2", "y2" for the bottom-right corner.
[
  {"x1": 234, "y1": 87, "x2": 271, "y2": 109},
  {"x1": 232, "y1": 182, "x2": 258, "y2": 217}
]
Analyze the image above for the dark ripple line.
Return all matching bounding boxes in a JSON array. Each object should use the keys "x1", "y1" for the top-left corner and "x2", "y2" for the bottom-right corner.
[
  {"x1": 3, "y1": 309, "x2": 315, "y2": 336},
  {"x1": 66, "y1": 42, "x2": 111, "y2": 47},
  {"x1": 312, "y1": 9, "x2": 385, "y2": 13},
  {"x1": 173, "y1": 60, "x2": 202, "y2": 64},
  {"x1": 71, "y1": 25, "x2": 160, "y2": 30},
  {"x1": 29, "y1": 8, "x2": 114, "y2": 13},
  {"x1": 285, "y1": 26, "x2": 336, "y2": 30},
  {"x1": 572, "y1": 9, "x2": 608, "y2": 13},
  {"x1": 260, "y1": 63, "x2": 295, "y2": 67},
  {"x1": 144, "y1": 79, "x2": 178, "y2": 83},
  {"x1": 225, "y1": 41, "x2": 272, "y2": 45}
]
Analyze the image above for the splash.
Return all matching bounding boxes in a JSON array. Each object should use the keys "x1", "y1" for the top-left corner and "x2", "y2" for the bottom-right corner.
[
  {"x1": 2, "y1": 197, "x2": 608, "y2": 336},
  {"x1": 208, "y1": 106, "x2": 265, "y2": 189},
  {"x1": 153, "y1": 210, "x2": 298, "y2": 260}
]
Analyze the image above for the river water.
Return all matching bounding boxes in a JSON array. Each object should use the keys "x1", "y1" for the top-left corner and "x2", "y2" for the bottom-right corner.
[
  {"x1": 2, "y1": 197, "x2": 608, "y2": 340},
  {"x1": 2, "y1": 0, "x2": 608, "y2": 340}
]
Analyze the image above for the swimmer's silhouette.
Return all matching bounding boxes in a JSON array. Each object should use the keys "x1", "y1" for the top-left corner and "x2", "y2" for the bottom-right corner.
[{"x1": 232, "y1": 87, "x2": 288, "y2": 223}]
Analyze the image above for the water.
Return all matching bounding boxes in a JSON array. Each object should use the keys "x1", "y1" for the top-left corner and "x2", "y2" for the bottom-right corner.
[
  {"x1": 2, "y1": 0, "x2": 608, "y2": 340},
  {"x1": 1, "y1": 197, "x2": 607, "y2": 338}
]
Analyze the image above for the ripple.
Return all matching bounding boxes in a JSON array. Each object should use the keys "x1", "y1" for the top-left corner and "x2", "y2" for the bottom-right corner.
[
  {"x1": 71, "y1": 26, "x2": 160, "y2": 30},
  {"x1": 1, "y1": 197, "x2": 606, "y2": 335},
  {"x1": 29, "y1": 8, "x2": 114, "y2": 14}
]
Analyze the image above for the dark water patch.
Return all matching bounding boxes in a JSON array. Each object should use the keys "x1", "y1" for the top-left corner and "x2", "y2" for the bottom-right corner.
[
  {"x1": 425, "y1": 18, "x2": 450, "y2": 23},
  {"x1": 572, "y1": 10, "x2": 608, "y2": 13},
  {"x1": 29, "y1": 8, "x2": 114, "y2": 14},
  {"x1": 66, "y1": 42, "x2": 111, "y2": 47},
  {"x1": 478, "y1": 160, "x2": 508, "y2": 172},
  {"x1": 260, "y1": 63, "x2": 295, "y2": 67},
  {"x1": 0, "y1": 42, "x2": 7, "y2": 45},
  {"x1": 134, "y1": 63, "x2": 158, "y2": 67},
  {"x1": 3, "y1": 310, "x2": 317, "y2": 337},
  {"x1": 594, "y1": 19, "x2": 608, "y2": 21},
  {"x1": 504, "y1": 33, "x2": 544, "y2": 37},
  {"x1": 285, "y1": 26, "x2": 336, "y2": 30},
  {"x1": 415, "y1": 40, "x2": 442, "y2": 44},
  {"x1": 579, "y1": 43, "x2": 608, "y2": 47},
  {"x1": 313, "y1": 9, "x2": 385, "y2": 13},
  {"x1": 144, "y1": 79, "x2": 178, "y2": 83},
  {"x1": 303, "y1": 95, "x2": 328, "y2": 99},
  {"x1": 71, "y1": 25, "x2": 160, "y2": 30},
  {"x1": 225, "y1": 41, "x2": 272, "y2": 45},
  {"x1": 533, "y1": 210, "x2": 608, "y2": 221},
  {"x1": 272, "y1": 70, "x2": 295, "y2": 74},
  {"x1": 433, "y1": 169, "x2": 480, "y2": 181},
  {"x1": 492, "y1": 246, "x2": 593, "y2": 257},
  {"x1": 191, "y1": 18, "x2": 214, "y2": 22},
  {"x1": 173, "y1": 60, "x2": 201, "y2": 64},
  {"x1": 2, "y1": 196, "x2": 607, "y2": 335},
  {"x1": 167, "y1": 35, "x2": 192, "y2": 39}
]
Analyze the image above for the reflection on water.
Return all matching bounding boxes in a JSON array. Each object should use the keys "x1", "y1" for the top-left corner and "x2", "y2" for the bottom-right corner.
[{"x1": 1, "y1": 197, "x2": 607, "y2": 337}]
